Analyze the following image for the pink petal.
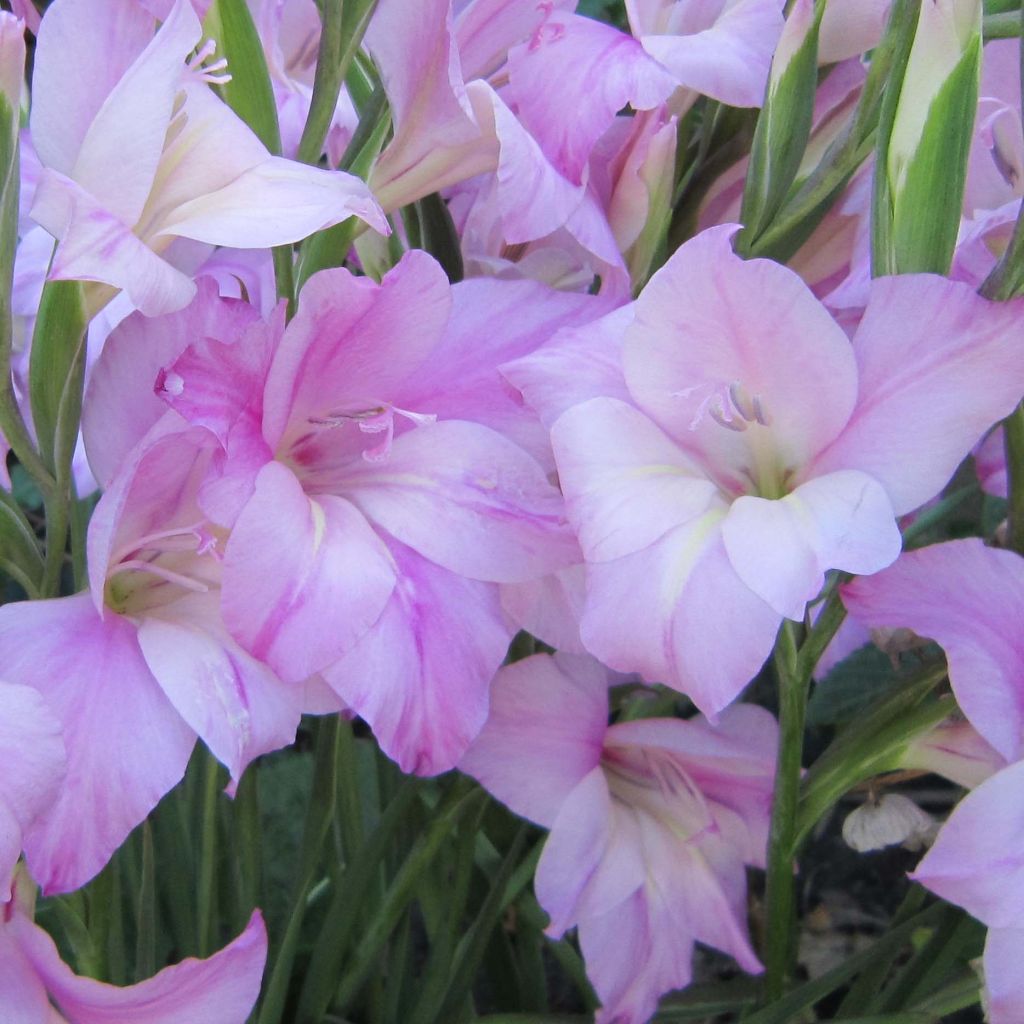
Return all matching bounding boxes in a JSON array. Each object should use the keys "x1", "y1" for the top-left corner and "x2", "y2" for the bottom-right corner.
[
  {"x1": 14, "y1": 908, "x2": 267, "y2": 1024},
  {"x1": 67, "y1": 0, "x2": 202, "y2": 226},
  {"x1": 29, "y1": 0, "x2": 155, "y2": 177},
  {"x1": 810, "y1": 275, "x2": 1024, "y2": 516},
  {"x1": 31, "y1": 169, "x2": 196, "y2": 316},
  {"x1": 0, "y1": 927, "x2": 51, "y2": 1023},
  {"x1": 344, "y1": 419, "x2": 579, "y2": 583},
  {"x1": 637, "y1": 0, "x2": 785, "y2": 108},
  {"x1": 138, "y1": 592, "x2": 303, "y2": 785},
  {"x1": 580, "y1": 522, "x2": 782, "y2": 716},
  {"x1": 551, "y1": 396, "x2": 719, "y2": 562},
  {"x1": 460, "y1": 652, "x2": 611, "y2": 828},
  {"x1": 399, "y1": 276, "x2": 611, "y2": 466},
  {"x1": 500, "y1": 564, "x2": 588, "y2": 654},
  {"x1": 912, "y1": 759, "x2": 1024, "y2": 929},
  {"x1": 324, "y1": 537, "x2": 512, "y2": 775},
  {"x1": 984, "y1": 928, "x2": 1024, "y2": 1024},
  {"x1": 0, "y1": 594, "x2": 195, "y2": 893},
  {"x1": 263, "y1": 251, "x2": 451, "y2": 450},
  {"x1": 535, "y1": 766, "x2": 646, "y2": 935},
  {"x1": 501, "y1": 304, "x2": 634, "y2": 430},
  {"x1": 624, "y1": 225, "x2": 858, "y2": 492},
  {"x1": 222, "y1": 461, "x2": 396, "y2": 682},
  {"x1": 83, "y1": 282, "x2": 259, "y2": 487},
  {"x1": 818, "y1": 0, "x2": 890, "y2": 62},
  {"x1": 842, "y1": 539, "x2": 1024, "y2": 761},
  {"x1": 579, "y1": 889, "x2": 690, "y2": 1024},
  {"x1": 0, "y1": 683, "x2": 65, "y2": 901},
  {"x1": 367, "y1": 0, "x2": 478, "y2": 160},
  {"x1": 506, "y1": 12, "x2": 676, "y2": 186},
  {"x1": 455, "y1": 0, "x2": 573, "y2": 79},
  {"x1": 157, "y1": 156, "x2": 387, "y2": 249},
  {"x1": 722, "y1": 469, "x2": 901, "y2": 620},
  {"x1": 159, "y1": 307, "x2": 281, "y2": 447}
]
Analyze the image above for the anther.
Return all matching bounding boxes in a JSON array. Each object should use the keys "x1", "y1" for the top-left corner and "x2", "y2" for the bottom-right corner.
[
  {"x1": 728, "y1": 382, "x2": 757, "y2": 423},
  {"x1": 709, "y1": 402, "x2": 748, "y2": 433}
]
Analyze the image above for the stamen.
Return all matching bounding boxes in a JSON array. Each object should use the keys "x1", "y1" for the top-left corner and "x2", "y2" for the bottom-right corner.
[
  {"x1": 753, "y1": 395, "x2": 772, "y2": 427},
  {"x1": 709, "y1": 402, "x2": 748, "y2": 433},
  {"x1": 108, "y1": 559, "x2": 210, "y2": 594},
  {"x1": 186, "y1": 38, "x2": 233, "y2": 86},
  {"x1": 307, "y1": 402, "x2": 437, "y2": 463},
  {"x1": 728, "y1": 381, "x2": 757, "y2": 423}
]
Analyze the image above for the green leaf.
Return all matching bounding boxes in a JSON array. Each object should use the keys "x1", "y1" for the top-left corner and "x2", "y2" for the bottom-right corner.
[
  {"x1": 416, "y1": 192, "x2": 464, "y2": 284},
  {"x1": 806, "y1": 644, "x2": 900, "y2": 727},
  {"x1": 27, "y1": 280, "x2": 87, "y2": 478},
  {"x1": 202, "y1": 0, "x2": 281, "y2": 152},
  {"x1": 0, "y1": 487, "x2": 43, "y2": 596}
]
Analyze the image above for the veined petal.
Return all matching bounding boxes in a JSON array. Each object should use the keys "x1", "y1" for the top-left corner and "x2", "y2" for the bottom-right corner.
[
  {"x1": 580, "y1": 520, "x2": 782, "y2": 716},
  {"x1": 263, "y1": 251, "x2": 451, "y2": 451},
  {"x1": 0, "y1": 927, "x2": 51, "y2": 1024},
  {"x1": 455, "y1": 0, "x2": 574, "y2": 79},
  {"x1": 0, "y1": 594, "x2": 195, "y2": 893},
  {"x1": 344, "y1": 419, "x2": 579, "y2": 583},
  {"x1": 551, "y1": 397, "x2": 718, "y2": 563},
  {"x1": 31, "y1": 169, "x2": 196, "y2": 317},
  {"x1": 70, "y1": 0, "x2": 202, "y2": 226},
  {"x1": 139, "y1": 592, "x2": 303, "y2": 786},
  {"x1": 30, "y1": 0, "x2": 155, "y2": 177},
  {"x1": 157, "y1": 157, "x2": 387, "y2": 249},
  {"x1": 14, "y1": 909, "x2": 267, "y2": 1024},
  {"x1": 222, "y1": 462, "x2": 396, "y2": 682},
  {"x1": 324, "y1": 537, "x2": 511, "y2": 776},
  {"x1": 506, "y1": 12, "x2": 676, "y2": 186},
  {"x1": 811, "y1": 275, "x2": 1024, "y2": 516},
  {"x1": 460, "y1": 652, "x2": 611, "y2": 828},
  {"x1": 722, "y1": 469, "x2": 901, "y2": 620},
  {"x1": 0, "y1": 683, "x2": 65, "y2": 901},
  {"x1": 84, "y1": 281, "x2": 259, "y2": 487},
  {"x1": 842, "y1": 539, "x2": 1024, "y2": 761},
  {"x1": 500, "y1": 565, "x2": 587, "y2": 654}
]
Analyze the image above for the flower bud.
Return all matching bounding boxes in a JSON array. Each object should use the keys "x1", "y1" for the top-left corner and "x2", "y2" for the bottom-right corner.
[
  {"x1": 886, "y1": 0, "x2": 982, "y2": 273},
  {"x1": 0, "y1": 12, "x2": 24, "y2": 131},
  {"x1": 900, "y1": 718, "x2": 1007, "y2": 789}
]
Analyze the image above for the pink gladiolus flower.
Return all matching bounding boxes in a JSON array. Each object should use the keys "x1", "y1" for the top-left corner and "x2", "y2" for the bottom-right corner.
[
  {"x1": 28, "y1": 0, "x2": 386, "y2": 317},
  {"x1": 912, "y1": 761, "x2": 1024, "y2": 1024},
  {"x1": 0, "y1": 294, "x2": 307, "y2": 894},
  {"x1": 0, "y1": 684, "x2": 65, "y2": 901},
  {"x1": 461, "y1": 652, "x2": 777, "y2": 1024},
  {"x1": 516, "y1": 225, "x2": 1024, "y2": 715},
  {"x1": 843, "y1": 539, "x2": 1024, "y2": 763},
  {"x1": 1, "y1": 868, "x2": 267, "y2": 1024},
  {"x1": 154, "y1": 252, "x2": 602, "y2": 774}
]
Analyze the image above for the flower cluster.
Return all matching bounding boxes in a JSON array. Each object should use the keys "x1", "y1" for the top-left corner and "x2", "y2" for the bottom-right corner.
[{"x1": 0, "y1": 0, "x2": 1022, "y2": 1021}]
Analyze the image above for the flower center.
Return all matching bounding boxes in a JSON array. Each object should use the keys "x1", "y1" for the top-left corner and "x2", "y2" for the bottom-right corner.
[
  {"x1": 105, "y1": 522, "x2": 221, "y2": 614},
  {"x1": 186, "y1": 39, "x2": 231, "y2": 87},
  {"x1": 306, "y1": 402, "x2": 437, "y2": 463}
]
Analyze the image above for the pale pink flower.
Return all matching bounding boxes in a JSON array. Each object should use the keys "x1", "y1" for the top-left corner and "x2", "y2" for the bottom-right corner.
[
  {"x1": 461, "y1": 652, "x2": 777, "y2": 1024},
  {"x1": 512, "y1": 225, "x2": 1024, "y2": 715},
  {"x1": 28, "y1": 0, "x2": 385, "y2": 316}
]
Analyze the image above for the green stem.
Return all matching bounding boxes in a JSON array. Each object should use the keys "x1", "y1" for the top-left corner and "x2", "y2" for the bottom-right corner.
[
  {"x1": 272, "y1": 246, "x2": 296, "y2": 320},
  {"x1": 762, "y1": 621, "x2": 808, "y2": 1000},
  {"x1": 41, "y1": 491, "x2": 68, "y2": 597},
  {"x1": 1002, "y1": 403, "x2": 1024, "y2": 555},
  {"x1": 196, "y1": 752, "x2": 222, "y2": 957}
]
